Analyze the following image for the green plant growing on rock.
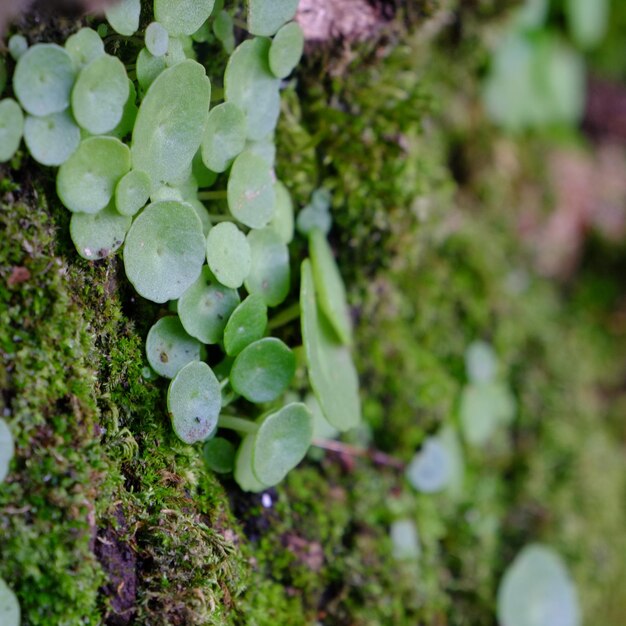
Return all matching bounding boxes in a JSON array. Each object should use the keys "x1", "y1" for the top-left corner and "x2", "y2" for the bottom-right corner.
[{"x1": 0, "y1": 0, "x2": 355, "y2": 492}]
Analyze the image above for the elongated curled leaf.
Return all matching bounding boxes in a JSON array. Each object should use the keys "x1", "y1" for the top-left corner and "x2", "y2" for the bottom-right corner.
[
  {"x1": 14, "y1": 43, "x2": 75, "y2": 116},
  {"x1": 24, "y1": 110, "x2": 80, "y2": 166},
  {"x1": 245, "y1": 228, "x2": 290, "y2": 307},
  {"x1": 301, "y1": 260, "x2": 361, "y2": 431},
  {"x1": 309, "y1": 228, "x2": 352, "y2": 345},
  {"x1": 269, "y1": 22, "x2": 304, "y2": 78},
  {"x1": 70, "y1": 202, "x2": 131, "y2": 260},
  {"x1": 123, "y1": 201, "x2": 206, "y2": 303},
  {"x1": 206, "y1": 222, "x2": 251, "y2": 289},
  {"x1": 224, "y1": 38, "x2": 280, "y2": 140},
  {"x1": 132, "y1": 60, "x2": 211, "y2": 190},
  {"x1": 227, "y1": 151, "x2": 276, "y2": 229},
  {"x1": 72, "y1": 54, "x2": 129, "y2": 134},
  {"x1": 146, "y1": 316, "x2": 202, "y2": 378},
  {"x1": 57, "y1": 136, "x2": 131, "y2": 214},
  {"x1": 270, "y1": 181, "x2": 294, "y2": 244},
  {"x1": 247, "y1": 0, "x2": 299, "y2": 36},
  {"x1": 105, "y1": 0, "x2": 141, "y2": 36},
  {"x1": 168, "y1": 361, "x2": 221, "y2": 444},
  {"x1": 0, "y1": 99, "x2": 24, "y2": 163},
  {"x1": 155, "y1": 0, "x2": 216, "y2": 36},
  {"x1": 201, "y1": 102, "x2": 247, "y2": 173},
  {"x1": 234, "y1": 433, "x2": 268, "y2": 492},
  {"x1": 178, "y1": 266, "x2": 240, "y2": 344}
]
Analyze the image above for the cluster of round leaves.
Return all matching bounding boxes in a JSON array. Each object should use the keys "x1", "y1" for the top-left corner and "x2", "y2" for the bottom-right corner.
[{"x1": 1, "y1": 0, "x2": 354, "y2": 493}]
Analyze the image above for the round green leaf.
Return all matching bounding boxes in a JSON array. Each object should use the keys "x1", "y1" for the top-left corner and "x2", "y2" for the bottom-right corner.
[
  {"x1": 230, "y1": 337, "x2": 295, "y2": 403},
  {"x1": 301, "y1": 259, "x2": 361, "y2": 431},
  {"x1": 297, "y1": 189, "x2": 332, "y2": 236},
  {"x1": 269, "y1": 22, "x2": 304, "y2": 78},
  {"x1": 23, "y1": 110, "x2": 80, "y2": 166},
  {"x1": 459, "y1": 382, "x2": 517, "y2": 446},
  {"x1": 8, "y1": 34, "x2": 28, "y2": 61},
  {"x1": 178, "y1": 266, "x2": 240, "y2": 344},
  {"x1": 145, "y1": 21, "x2": 169, "y2": 57},
  {"x1": 252, "y1": 402, "x2": 313, "y2": 485},
  {"x1": 465, "y1": 340, "x2": 497, "y2": 384},
  {"x1": 223, "y1": 294, "x2": 268, "y2": 357},
  {"x1": 105, "y1": 0, "x2": 141, "y2": 36},
  {"x1": 498, "y1": 544, "x2": 581, "y2": 626},
  {"x1": 115, "y1": 169, "x2": 151, "y2": 216},
  {"x1": 201, "y1": 102, "x2": 246, "y2": 173},
  {"x1": 245, "y1": 228, "x2": 290, "y2": 307},
  {"x1": 71, "y1": 54, "x2": 129, "y2": 135},
  {"x1": 136, "y1": 48, "x2": 167, "y2": 92},
  {"x1": 234, "y1": 433, "x2": 269, "y2": 492},
  {"x1": 224, "y1": 38, "x2": 280, "y2": 140},
  {"x1": 124, "y1": 201, "x2": 205, "y2": 303},
  {"x1": 270, "y1": 181, "x2": 294, "y2": 244},
  {"x1": 0, "y1": 578, "x2": 20, "y2": 626},
  {"x1": 309, "y1": 228, "x2": 352, "y2": 345},
  {"x1": 146, "y1": 315, "x2": 202, "y2": 378},
  {"x1": 70, "y1": 202, "x2": 131, "y2": 260},
  {"x1": 57, "y1": 136, "x2": 130, "y2": 214},
  {"x1": 154, "y1": 0, "x2": 216, "y2": 36},
  {"x1": 227, "y1": 151, "x2": 276, "y2": 228},
  {"x1": 132, "y1": 59, "x2": 211, "y2": 190},
  {"x1": 248, "y1": 0, "x2": 299, "y2": 36},
  {"x1": 14, "y1": 43, "x2": 75, "y2": 116},
  {"x1": 203, "y1": 437, "x2": 235, "y2": 473},
  {"x1": 566, "y1": 0, "x2": 608, "y2": 49},
  {"x1": 405, "y1": 436, "x2": 451, "y2": 494},
  {"x1": 0, "y1": 418, "x2": 15, "y2": 484},
  {"x1": 0, "y1": 99, "x2": 24, "y2": 163},
  {"x1": 65, "y1": 27, "x2": 105, "y2": 71},
  {"x1": 206, "y1": 222, "x2": 251, "y2": 289},
  {"x1": 168, "y1": 361, "x2": 221, "y2": 444}
]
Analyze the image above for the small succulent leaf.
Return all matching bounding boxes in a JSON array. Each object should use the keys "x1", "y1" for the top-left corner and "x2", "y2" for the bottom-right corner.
[
  {"x1": 230, "y1": 337, "x2": 295, "y2": 403},
  {"x1": 0, "y1": 418, "x2": 15, "y2": 484},
  {"x1": 145, "y1": 22, "x2": 169, "y2": 57},
  {"x1": 146, "y1": 316, "x2": 202, "y2": 378},
  {"x1": 223, "y1": 294, "x2": 268, "y2": 357},
  {"x1": 247, "y1": 0, "x2": 299, "y2": 36},
  {"x1": 565, "y1": 0, "x2": 608, "y2": 49},
  {"x1": 23, "y1": 110, "x2": 80, "y2": 166},
  {"x1": 71, "y1": 55, "x2": 129, "y2": 135},
  {"x1": 390, "y1": 519, "x2": 420, "y2": 561},
  {"x1": 234, "y1": 433, "x2": 269, "y2": 492},
  {"x1": 269, "y1": 22, "x2": 304, "y2": 78},
  {"x1": 405, "y1": 436, "x2": 451, "y2": 493},
  {"x1": 203, "y1": 437, "x2": 236, "y2": 473},
  {"x1": 201, "y1": 101, "x2": 247, "y2": 173},
  {"x1": 105, "y1": 0, "x2": 141, "y2": 36},
  {"x1": 269, "y1": 181, "x2": 294, "y2": 244},
  {"x1": 178, "y1": 266, "x2": 241, "y2": 344},
  {"x1": 224, "y1": 38, "x2": 280, "y2": 140},
  {"x1": 309, "y1": 228, "x2": 353, "y2": 345},
  {"x1": 70, "y1": 202, "x2": 131, "y2": 260},
  {"x1": 123, "y1": 200, "x2": 206, "y2": 303},
  {"x1": 0, "y1": 99, "x2": 24, "y2": 163},
  {"x1": 227, "y1": 151, "x2": 276, "y2": 229},
  {"x1": 206, "y1": 222, "x2": 251, "y2": 289},
  {"x1": 0, "y1": 578, "x2": 20, "y2": 626},
  {"x1": 498, "y1": 544, "x2": 581, "y2": 626},
  {"x1": 57, "y1": 136, "x2": 131, "y2": 214},
  {"x1": 8, "y1": 34, "x2": 28, "y2": 61},
  {"x1": 252, "y1": 402, "x2": 313, "y2": 486},
  {"x1": 168, "y1": 361, "x2": 221, "y2": 444},
  {"x1": 155, "y1": 0, "x2": 216, "y2": 36},
  {"x1": 244, "y1": 228, "x2": 290, "y2": 307},
  {"x1": 132, "y1": 59, "x2": 211, "y2": 190},
  {"x1": 136, "y1": 48, "x2": 167, "y2": 91},
  {"x1": 14, "y1": 43, "x2": 75, "y2": 116},
  {"x1": 300, "y1": 260, "x2": 361, "y2": 431},
  {"x1": 465, "y1": 340, "x2": 498, "y2": 384},
  {"x1": 115, "y1": 169, "x2": 151, "y2": 216},
  {"x1": 65, "y1": 27, "x2": 105, "y2": 71},
  {"x1": 213, "y1": 10, "x2": 235, "y2": 53}
]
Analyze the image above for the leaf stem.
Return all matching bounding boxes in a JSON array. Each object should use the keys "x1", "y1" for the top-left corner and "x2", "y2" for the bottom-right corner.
[
  {"x1": 267, "y1": 302, "x2": 301, "y2": 330},
  {"x1": 198, "y1": 190, "x2": 228, "y2": 201},
  {"x1": 312, "y1": 439, "x2": 405, "y2": 470},
  {"x1": 218, "y1": 415, "x2": 259, "y2": 435}
]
